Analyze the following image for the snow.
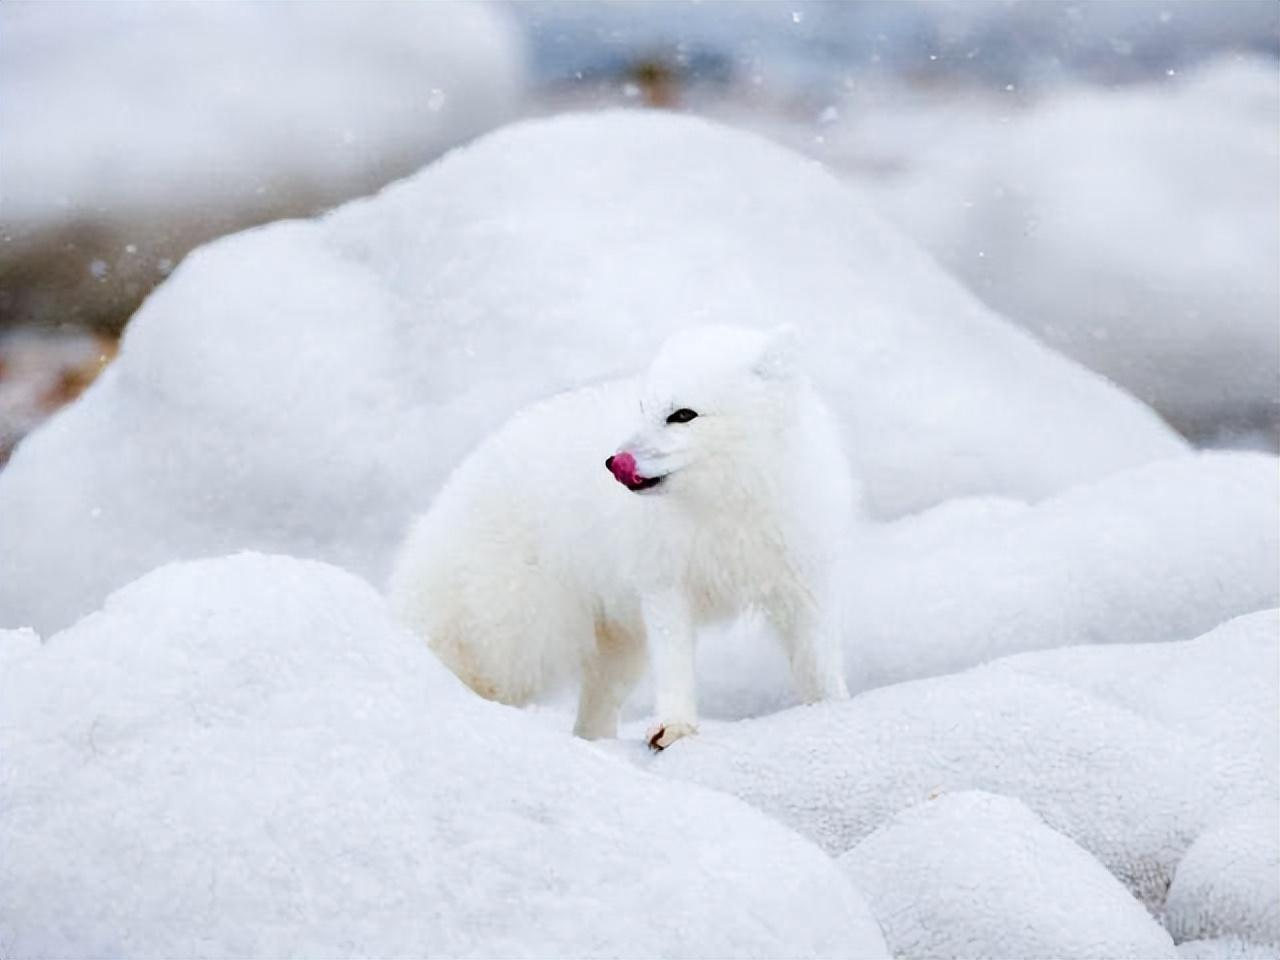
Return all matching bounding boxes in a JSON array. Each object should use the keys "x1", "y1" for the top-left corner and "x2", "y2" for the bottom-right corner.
[
  {"x1": 0, "y1": 2, "x2": 526, "y2": 226},
  {"x1": 663, "y1": 451, "x2": 1278, "y2": 718},
  {"x1": 0, "y1": 109, "x2": 1185, "y2": 634},
  {"x1": 843, "y1": 58, "x2": 1280, "y2": 442},
  {"x1": 1166, "y1": 805, "x2": 1280, "y2": 948},
  {"x1": 840, "y1": 791, "x2": 1177, "y2": 959},
  {"x1": 1179, "y1": 939, "x2": 1280, "y2": 960},
  {"x1": 0, "y1": 552, "x2": 888, "y2": 959},
  {"x1": 649, "y1": 610, "x2": 1280, "y2": 915}
]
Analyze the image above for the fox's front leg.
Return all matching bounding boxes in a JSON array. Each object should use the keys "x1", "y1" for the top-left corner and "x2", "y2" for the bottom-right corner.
[{"x1": 641, "y1": 589, "x2": 698, "y2": 749}]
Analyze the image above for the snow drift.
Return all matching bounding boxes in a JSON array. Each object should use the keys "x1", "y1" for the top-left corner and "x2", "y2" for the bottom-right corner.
[
  {"x1": 841, "y1": 791, "x2": 1177, "y2": 959},
  {"x1": 854, "y1": 58, "x2": 1280, "y2": 442},
  {"x1": 650, "y1": 610, "x2": 1280, "y2": 919},
  {"x1": 1165, "y1": 804, "x2": 1280, "y2": 948},
  {"x1": 0, "y1": 553, "x2": 888, "y2": 959},
  {"x1": 0, "y1": 110, "x2": 1184, "y2": 634}
]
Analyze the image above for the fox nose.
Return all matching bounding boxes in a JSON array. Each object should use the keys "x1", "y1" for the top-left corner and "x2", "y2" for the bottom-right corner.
[{"x1": 605, "y1": 455, "x2": 615, "y2": 472}]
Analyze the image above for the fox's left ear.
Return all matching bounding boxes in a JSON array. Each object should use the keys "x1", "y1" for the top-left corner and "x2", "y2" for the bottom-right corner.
[{"x1": 752, "y1": 324, "x2": 800, "y2": 382}]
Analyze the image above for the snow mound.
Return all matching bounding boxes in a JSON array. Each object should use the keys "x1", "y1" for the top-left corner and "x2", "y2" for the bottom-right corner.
[
  {"x1": 861, "y1": 58, "x2": 1280, "y2": 442},
  {"x1": 0, "y1": 110, "x2": 1183, "y2": 634},
  {"x1": 1166, "y1": 804, "x2": 1280, "y2": 948},
  {"x1": 0, "y1": 553, "x2": 888, "y2": 959},
  {"x1": 840, "y1": 791, "x2": 1176, "y2": 959},
  {"x1": 844, "y1": 451, "x2": 1278, "y2": 690},
  {"x1": 650, "y1": 611, "x2": 1280, "y2": 914},
  {"x1": 0, "y1": 2, "x2": 525, "y2": 226},
  {"x1": 676, "y1": 451, "x2": 1278, "y2": 717}
]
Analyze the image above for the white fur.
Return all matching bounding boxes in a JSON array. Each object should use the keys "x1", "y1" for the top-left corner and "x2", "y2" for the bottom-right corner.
[{"x1": 388, "y1": 325, "x2": 854, "y2": 746}]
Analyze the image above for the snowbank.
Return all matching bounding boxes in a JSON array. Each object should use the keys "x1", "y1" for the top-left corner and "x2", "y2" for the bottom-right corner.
[
  {"x1": 0, "y1": 3, "x2": 525, "y2": 226},
  {"x1": 0, "y1": 110, "x2": 1184, "y2": 634},
  {"x1": 0, "y1": 553, "x2": 887, "y2": 959},
  {"x1": 670, "y1": 451, "x2": 1278, "y2": 718},
  {"x1": 854, "y1": 58, "x2": 1280, "y2": 442},
  {"x1": 845, "y1": 452, "x2": 1278, "y2": 689},
  {"x1": 1166, "y1": 805, "x2": 1280, "y2": 948},
  {"x1": 650, "y1": 610, "x2": 1280, "y2": 914},
  {"x1": 840, "y1": 791, "x2": 1176, "y2": 959}
]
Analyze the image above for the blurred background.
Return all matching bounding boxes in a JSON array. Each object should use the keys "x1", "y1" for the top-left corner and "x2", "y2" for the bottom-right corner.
[{"x1": 1, "y1": 0, "x2": 1277, "y2": 463}]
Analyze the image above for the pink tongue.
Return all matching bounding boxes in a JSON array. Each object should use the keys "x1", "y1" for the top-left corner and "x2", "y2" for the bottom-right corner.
[{"x1": 610, "y1": 452, "x2": 641, "y2": 486}]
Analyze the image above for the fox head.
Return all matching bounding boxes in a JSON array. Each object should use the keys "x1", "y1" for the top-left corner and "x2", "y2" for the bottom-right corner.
[{"x1": 606, "y1": 325, "x2": 803, "y2": 500}]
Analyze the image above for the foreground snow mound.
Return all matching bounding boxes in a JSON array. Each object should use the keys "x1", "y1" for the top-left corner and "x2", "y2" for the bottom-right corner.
[
  {"x1": 841, "y1": 791, "x2": 1176, "y2": 959},
  {"x1": 681, "y1": 451, "x2": 1278, "y2": 716},
  {"x1": 0, "y1": 554, "x2": 887, "y2": 959},
  {"x1": 0, "y1": 110, "x2": 1183, "y2": 634},
  {"x1": 0, "y1": 3, "x2": 524, "y2": 226},
  {"x1": 652, "y1": 611, "x2": 1280, "y2": 914},
  {"x1": 862, "y1": 58, "x2": 1280, "y2": 442},
  {"x1": 1166, "y1": 804, "x2": 1280, "y2": 949}
]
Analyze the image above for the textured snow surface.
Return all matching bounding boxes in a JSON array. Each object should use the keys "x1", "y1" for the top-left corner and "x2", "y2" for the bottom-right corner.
[
  {"x1": 650, "y1": 610, "x2": 1280, "y2": 914},
  {"x1": 1178, "y1": 938, "x2": 1280, "y2": 960},
  {"x1": 673, "y1": 451, "x2": 1278, "y2": 718},
  {"x1": 1166, "y1": 805, "x2": 1280, "y2": 948},
  {"x1": 840, "y1": 791, "x2": 1177, "y2": 959},
  {"x1": 0, "y1": 553, "x2": 888, "y2": 960},
  {"x1": 0, "y1": 110, "x2": 1184, "y2": 634},
  {"x1": 859, "y1": 58, "x2": 1280, "y2": 440},
  {"x1": 0, "y1": 2, "x2": 525, "y2": 225}
]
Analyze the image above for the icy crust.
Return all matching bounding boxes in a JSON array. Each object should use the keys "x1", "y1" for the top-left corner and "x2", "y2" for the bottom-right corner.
[
  {"x1": 840, "y1": 791, "x2": 1177, "y2": 959},
  {"x1": 650, "y1": 610, "x2": 1280, "y2": 915},
  {"x1": 0, "y1": 553, "x2": 888, "y2": 959},
  {"x1": 0, "y1": 110, "x2": 1184, "y2": 634}
]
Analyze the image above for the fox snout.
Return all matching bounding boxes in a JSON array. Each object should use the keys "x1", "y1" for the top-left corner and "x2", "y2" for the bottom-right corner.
[
  {"x1": 605, "y1": 452, "x2": 637, "y2": 485},
  {"x1": 605, "y1": 451, "x2": 663, "y2": 492}
]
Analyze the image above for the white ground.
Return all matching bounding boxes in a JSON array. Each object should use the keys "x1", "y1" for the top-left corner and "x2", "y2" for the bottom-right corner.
[{"x1": 0, "y1": 109, "x2": 1275, "y2": 959}]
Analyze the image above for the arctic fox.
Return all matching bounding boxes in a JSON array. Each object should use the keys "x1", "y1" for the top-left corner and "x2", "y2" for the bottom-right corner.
[{"x1": 388, "y1": 325, "x2": 853, "y2": 748}]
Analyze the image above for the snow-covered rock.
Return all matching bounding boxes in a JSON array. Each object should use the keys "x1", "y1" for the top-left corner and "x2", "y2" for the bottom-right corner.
[
  {"x1": 669, "y1": 451, "x2": 1278, "y2": 718},
  {"x1": 0, "y1": 110, "x2": 1184, "y2": 634},
  {"x1": 854, "y1": 58, "x2": 1280, "y2": 442},
  {"x1": 1166, "y1": 804, "x2": 1280, "y2": 948},
  {"x1": 840, "y1": 791, "x2": 1176, "y2": 959},
  {"x1": 845, "y1": 451, "x2": 1279, "y2": 689},
  {"x1": 649, "y1": 611, "x2": 1280, "y2": 913},
  {"x1": 0, "y1": 2, "x2": 525, "y2": 226},
  {"x1": 0, "y1": 552, "x2": 888, "y2": 959}
]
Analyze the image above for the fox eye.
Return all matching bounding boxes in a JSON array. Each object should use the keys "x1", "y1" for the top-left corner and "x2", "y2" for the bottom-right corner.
[{"x1": 666, "y1": 408, "x2": 698, "y2": 424}]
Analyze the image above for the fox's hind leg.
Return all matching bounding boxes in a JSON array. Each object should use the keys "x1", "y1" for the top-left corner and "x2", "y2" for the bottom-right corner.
[
  {"x1": 574, "y1": 619, "x2": 646, "y2": 740},
  {"x1": 766, "y1": 583, "x2": 850, "y2": 704}
]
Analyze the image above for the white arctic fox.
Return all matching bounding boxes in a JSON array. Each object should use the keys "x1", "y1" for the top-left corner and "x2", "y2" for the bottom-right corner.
[{"x1": 388, "y1": 325, "x2": 853, "y2": 748}]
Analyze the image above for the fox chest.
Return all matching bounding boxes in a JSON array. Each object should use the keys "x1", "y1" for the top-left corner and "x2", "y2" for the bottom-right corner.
[{"x1": 681, "y1": 520, "x2": 801, "y2": 622}]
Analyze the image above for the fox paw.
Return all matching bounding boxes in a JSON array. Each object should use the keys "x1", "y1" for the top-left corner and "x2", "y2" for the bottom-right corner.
[{"x1": 647, "y1": 721, "x2": 697, "y2": 751}]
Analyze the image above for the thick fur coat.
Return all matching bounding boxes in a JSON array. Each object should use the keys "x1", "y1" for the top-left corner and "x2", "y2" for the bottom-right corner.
[{"x1": 389, "y1": 325, "x2": 854, "y2": 747}]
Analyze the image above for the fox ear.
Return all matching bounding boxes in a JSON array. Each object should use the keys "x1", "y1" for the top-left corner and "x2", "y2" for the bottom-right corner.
[{"x1": 752, "y1": 324, "x2": 800, "y2": 381}]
